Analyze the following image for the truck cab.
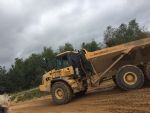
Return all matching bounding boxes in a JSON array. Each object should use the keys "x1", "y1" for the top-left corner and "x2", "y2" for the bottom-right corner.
[{"x1": 39, "y1": 51, "x2": 89, "y2": 104}]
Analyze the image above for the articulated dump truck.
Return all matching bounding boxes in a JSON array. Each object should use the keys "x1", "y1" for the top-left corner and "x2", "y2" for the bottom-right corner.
[{"x1": 39, "y1": 37, "x2": 150, "y2": 105}]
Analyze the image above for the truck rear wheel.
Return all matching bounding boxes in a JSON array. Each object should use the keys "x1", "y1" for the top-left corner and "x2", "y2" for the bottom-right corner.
[
  {"x1": 51, "y1": 82, "x2": 73, "y2": 105},
  {"x1": 115, "y1": 65, "x2": 144, "y2": 90},
  {"x1": 145, "y1": 62, "x2": 150, "y2": 80},
  {"x1": 144, "y1": 62, "x2": 150, "y2": 85}
]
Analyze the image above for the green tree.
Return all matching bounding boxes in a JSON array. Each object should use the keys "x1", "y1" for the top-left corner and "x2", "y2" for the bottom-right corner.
[
  {"x1": 23, "y1": 54, "x2": 44, "y2": 89},
  {"x1": 42, "y1": 47, "x2": 56, "y2": 71},
  {"x1": 7, "y1": 55, "x2": 44, "y2": 92},
  {"x1": 81, "y1": 40, "x2": 102, "y2": 52},
  {"x1": 7, "y1": 58, "x2": 26, "y2": 91},
  {"x1": 59, "y1": 43, "x2": 74, "y2": 53},
  {"x1": 0, "y1": 66, "x2": 7, "y2": 93},
  {"x1": 104, "y1": 19, "x2": 150, "y2": 47},
  {"x1": 0, "y1": 66, "x2": 6, "y2": 75},
  {"x1": 3, "y1": 47, "x2": 56, "y2": 93}
]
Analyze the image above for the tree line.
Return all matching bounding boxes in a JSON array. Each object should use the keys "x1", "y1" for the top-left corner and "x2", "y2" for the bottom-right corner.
[{"x1": 0, "y1": 19, "x2": 149, "y2": 93}]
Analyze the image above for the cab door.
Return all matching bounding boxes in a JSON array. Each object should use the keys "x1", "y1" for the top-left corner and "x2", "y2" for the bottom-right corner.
[
  {"x1": 61, "y1": 66, "x2": 74, "y2": 77},
  {"x1": 56, "y1": 54, "x2": 74, "y2": 77}
]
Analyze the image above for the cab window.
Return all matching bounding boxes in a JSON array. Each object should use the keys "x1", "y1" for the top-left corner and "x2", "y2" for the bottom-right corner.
[{"x1": 56, "y1": 55, "x2": 69, "y2": 69}]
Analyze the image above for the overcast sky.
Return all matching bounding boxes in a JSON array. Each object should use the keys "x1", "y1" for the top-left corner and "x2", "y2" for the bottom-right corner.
[{"x1": 0, "y1": 0, "x2": 150, "y2": 68}]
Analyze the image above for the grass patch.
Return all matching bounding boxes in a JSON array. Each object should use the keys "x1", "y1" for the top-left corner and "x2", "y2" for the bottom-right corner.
[{"x1": 11, "y1": 88, "x2": 49, "y2": 102}]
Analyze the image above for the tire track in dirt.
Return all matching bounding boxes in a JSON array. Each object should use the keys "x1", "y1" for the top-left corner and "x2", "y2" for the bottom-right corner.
[{"x1": 11, "y1": 81, "x2": 150, "y2": 113}]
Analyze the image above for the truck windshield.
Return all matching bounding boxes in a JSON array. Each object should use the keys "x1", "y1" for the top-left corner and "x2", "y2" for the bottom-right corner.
[{"x1": 56, "y1": 55, "x2": 69, "y2": 69}]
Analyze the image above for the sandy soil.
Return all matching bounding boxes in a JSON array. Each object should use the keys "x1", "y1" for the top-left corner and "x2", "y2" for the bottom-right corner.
[{"x1": 11, "y1": 81, "x2": 150, "y2": 113}]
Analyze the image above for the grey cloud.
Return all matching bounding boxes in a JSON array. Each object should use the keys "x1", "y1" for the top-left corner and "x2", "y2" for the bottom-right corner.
[{"x1": 0, "y1": 0, "x2": 150, "y2": 69}]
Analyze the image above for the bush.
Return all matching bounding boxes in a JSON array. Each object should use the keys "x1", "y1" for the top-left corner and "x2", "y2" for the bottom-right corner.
[{"x1": 11, "y1": 88, "x2": 49, "y2": 102}]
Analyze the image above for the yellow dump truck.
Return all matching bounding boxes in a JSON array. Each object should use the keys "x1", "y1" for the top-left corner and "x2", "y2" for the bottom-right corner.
[{"x1": 39, "y1": 37, "x2": 150, "y2": 105}]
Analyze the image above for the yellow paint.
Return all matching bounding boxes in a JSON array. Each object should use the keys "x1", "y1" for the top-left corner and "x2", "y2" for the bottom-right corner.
[
  {"x1": 84, "y1": 37, "x2": 150, "y2": 60},
  {"x1": 39, "y1": 66, "x2": 74, "y2": 92}
]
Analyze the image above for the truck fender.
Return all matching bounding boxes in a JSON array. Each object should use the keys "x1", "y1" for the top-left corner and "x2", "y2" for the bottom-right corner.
[
  {"x1": 51, "y1": 78, "x2": 80, "y2": 93},
  {"x1": 51, "y1": 78, "x2": 69, "y2": 86}
]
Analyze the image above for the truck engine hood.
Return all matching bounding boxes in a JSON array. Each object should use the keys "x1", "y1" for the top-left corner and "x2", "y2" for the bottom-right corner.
[{"x1": 43, "y1": 69, "x2": 56, "y2": 79}]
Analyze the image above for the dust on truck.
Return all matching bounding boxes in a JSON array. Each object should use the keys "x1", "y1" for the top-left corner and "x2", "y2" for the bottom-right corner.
[{"x1": 39, "y1": 37, "x2": 150, "y2": 105}]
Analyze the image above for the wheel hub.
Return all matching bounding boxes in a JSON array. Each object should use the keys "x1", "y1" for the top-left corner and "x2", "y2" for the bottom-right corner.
[
  {"x1": 123, "y1": 72, "x2": 138, "y2": 85},
  {"x1": 55, "y1": 88, "x2": 64, "y2": 99}
]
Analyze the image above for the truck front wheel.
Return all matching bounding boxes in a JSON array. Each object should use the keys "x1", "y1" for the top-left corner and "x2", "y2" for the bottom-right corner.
[
  {"x1": 51, "y1": 81, "x2": 73, "y2": 105},
  {"x1": 115, "y1": 65, "x2": 144, "y2": 90}
]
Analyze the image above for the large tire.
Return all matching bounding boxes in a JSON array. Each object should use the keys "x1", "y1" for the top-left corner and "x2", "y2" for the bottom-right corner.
[
  {"x1": 145, "y1": 62, "x2": 150, "y2": 80},
  {"x1": 51, "y1": 82, "x2": 73, "y2": 105},
  {"x1": 144, "y1": 62, "x2": 150, "y2": 85},
  {"x1": 115, "y1": 65, "x2": 144, "y2": 90}
]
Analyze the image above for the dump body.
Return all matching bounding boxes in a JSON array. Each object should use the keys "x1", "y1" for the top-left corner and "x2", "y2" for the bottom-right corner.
[{"x1": 84, "y1": 38, "x2": 150, "y2": 80}]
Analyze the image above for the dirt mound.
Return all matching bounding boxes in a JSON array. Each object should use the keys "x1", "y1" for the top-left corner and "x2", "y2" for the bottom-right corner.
[{"x1": 11, "y1": 81, "x2": 150, "y2": 113}]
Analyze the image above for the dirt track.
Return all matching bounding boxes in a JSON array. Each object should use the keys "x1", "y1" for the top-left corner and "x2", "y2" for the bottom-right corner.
[{"x1": 11, "y1": 81, "x2": 150, "y2": 113}]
